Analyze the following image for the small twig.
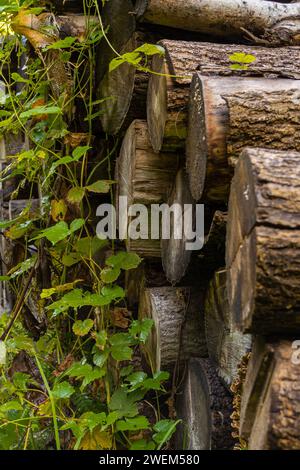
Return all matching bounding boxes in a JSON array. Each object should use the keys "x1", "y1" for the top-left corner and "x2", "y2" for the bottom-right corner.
[{"x1": 240, "y1": 27, "x2": 270, "y2": 46}]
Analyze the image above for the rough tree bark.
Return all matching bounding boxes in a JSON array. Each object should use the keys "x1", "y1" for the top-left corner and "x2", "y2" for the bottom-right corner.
[
  {"x1": 116, "y1": 120, "x2": 179, "y2": 258},
  {"x1": 136, "y1": 0, "x2": 300, "y2": 45},
  {"x1": 148, "y1": 40, "x2": 300, "y2": 154},
  {"x1": 175, "y1": 358, "x2": 235, "y2": 450},
  {"x1": 138, "y1": 286, "x2": 207, "y2": 372},
  {"x1": 161, "y1": 169, "x2": 196, "y2": 285},
  {"x1": 226, "y1": 148, "x2": 300, "y2": 334},
  {"x1": 240, "y1": 337, "x2": 300, "y2": 450},
  {"x1": 204, "y1": 269, "x2": 252, "y2": 388},
  {"x1": 186, "y1": 74, "x2": 300, "y2": 203}
]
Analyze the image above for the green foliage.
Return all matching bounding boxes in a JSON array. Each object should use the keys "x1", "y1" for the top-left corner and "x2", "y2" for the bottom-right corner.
[
  {"x1": 0, "y1": 0, "x2": 179, "y2": 451},
  {"x1": 109, "y1": 43, "x2": 165, "y2": 72},
  {"x1": 228, "y1": 52, "x2": 256, "y2": 70}
]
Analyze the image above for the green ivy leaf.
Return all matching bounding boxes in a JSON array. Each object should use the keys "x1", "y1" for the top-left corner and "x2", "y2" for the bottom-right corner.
[
  {"x1": 130, "y1": 319, "x2": 154, "y2": 343},
  {"x1": 67, "y1": 187, "x2": 85, "y2": 204},
  {"x1": 75, "y1": 236, "x2": 107, "y2": 257},
  {"x1": 153, "y1": 419, "x2": 179, "y2": 448},
  {"x1": 46, "y1": 37, "x2": 76, "y2": 50},
  {"x1": 100, "y1": 266, "x2": 120, "y2": 284},
  {"x1": 116, "y1": 416, "x2": 149, "y2": 432},
  {"x1": 72, "y1": 146, "x2": 91, "y2": 160},
  {"x1": 52, "y1": 381, "x2": 75, "y2": 399},
  {"x1": 85, "y1": 180, "x2": 113, "y2": 194},
  {"x1": 106, "y1": 252, "x2": 142, "y2": 271},
  {"x1": 80, "y1": 411, "x2": 107, "y2": 433},
  {"x1": 32, "y1": 221, "x2": 69, "y2": 245},
  {"x1": 20, "y1": 105, "x2": 62, "y2": 119},
  {"x1": 0, "y1": 401, "x2": 23, "y2": 414},
  {"x1": 229, "y1": 63, "x2": 249, "y2": 70},
  {"x1": 62, "y1": 252, "x2": 82, "y2": 267},
  {"x1": 229, "y1": 52, "x2": 256, "y2": 64},
  {"x1": 72, "y1": 319, "x2": 94, "y2": 337},
  {"x1": 126, "y1": 371, "x2": 147, "y2": 391},
  {"x1": 109, "y1": 389, "x2": 144, "y2": 418},
  {"x1": 12, "y1": 372, "x2": 29, "y2": 391},
  {"x1": 65, "y1": 363, "x2": 105, "y2": 390},
  {"x1": 135, "y1": 43, "x2": 165, "y2": 56},
  {"x1": 143, "y1": 371, "x2": 169, "y2": 391},
  {"x1": 93, "y1": 349, "x2": 109, "y2": 368},
  {"x1": 109, "y1": 333, "x2": 133, "y2": 362}
]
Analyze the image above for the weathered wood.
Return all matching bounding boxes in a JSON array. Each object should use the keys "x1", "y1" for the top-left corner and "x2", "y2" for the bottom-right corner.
[
  {"x1": 161, "y1": 169, "x2": 195, "y2": 285},
  {"x1": 98, "y1": 31, "x2": 160, "y2": 134},
  {"x1": 136, "y1": 0, "x2": 300, "y2": 45},
  {"x1": 226, "y1": 148, "x2": 300, "y2": 334},
  {"x1": 148, "y1": 40, "x2": 300, "y2": 154},
  {"x1": 96, "y1": 0, "x2": 136, "y2": 85},
  {"x1": 240, "y1": 337, "x2": 300, "y2": 449},
  {"x1": 116, "y1": 120, "x2": 179, "y2": 258},
  {"x1": 176, "y1": 358, "x2": 235, "y2": 450},
  {"x1": 187, "y1": 74, "x2": 300, "y2": 203},
  {"x1": 138, "y1": 286, "x2": 207, "y2": 372},
  {"x1": 204, "y1": 269, "x2": 252, "y2": 388}
]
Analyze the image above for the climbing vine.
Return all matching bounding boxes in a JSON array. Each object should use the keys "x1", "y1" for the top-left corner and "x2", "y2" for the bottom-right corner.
[{"x1": 0, "y1": 0, "x2": 177, "y2": 450}]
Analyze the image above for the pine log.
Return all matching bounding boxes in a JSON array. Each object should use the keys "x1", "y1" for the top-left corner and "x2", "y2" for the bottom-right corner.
[
  {"x1": 96, "y1": 0, "x2": 136, "y2": 85},
  {"x1": 204, "y1": 269, "x2": 252, "y2": 388},
  {"x1": 186, "y1": 74, "x2": 300, "y2": 203},
  {"x1": 161, "y1": 169, "x2": 195, "y2": 285},
  {"x1": 138, "y1": 286, "x2": 207, "y2": 372},
  {"x1": 176, "y1": 358, "x2": 234, "y2": 450},
  {"x1": 116, "y1": 120, "x2": 179, "y2": 258},
  {"x1": 136, "y1": 0, "x2": 300, "y2": 45},
  {"x1": 98, "y1": 31, "x2": 160, "y2": 135},
  {"x1": 240, "y1": 337, "x2": 300, "y2": 450},
  {"x1": 226, "y1": 148, "x2": 300, "y2": 334},
  {"x1": 148, "y1": 40, "x2": 300, "y2": 154}
]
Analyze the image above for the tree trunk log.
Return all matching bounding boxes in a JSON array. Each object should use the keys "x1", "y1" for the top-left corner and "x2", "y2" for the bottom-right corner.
[
  {"x1": 138, "y1": 286, "x2": 207, "y2": 372},
  {"x1": 136, "y1": 0, "x2": 300, "y2": 45},
  {"x1": 240, "y1": 337, "x2": 300, "y2": 449},
  {"x1": 116, "y1": 120, "x2": 179, "y2": 258},
  {"x1": 204, "y1": 269, "x2": 252, "y2": 388},
  {"x1": 98, "y1": 31, "x2": 159, "y2": 135},
  {"x1": 161, "y1": 169, "x2": 195, "y2": 285},
  {"x1": 96, "y1": 0, "x2": 136, "y2": 85},
  {"x1": 186, "y1": 74, "x2": 300, "y2": 203},
  {"x1": 226, "y1": 148, "x2": 300, "y2": 334},
  {"x1": 148, "y1": 40, "x2": 300, "y2": 155},
  {"x1": 175, "y1": 358, "x2": 235, "y2": 450}
]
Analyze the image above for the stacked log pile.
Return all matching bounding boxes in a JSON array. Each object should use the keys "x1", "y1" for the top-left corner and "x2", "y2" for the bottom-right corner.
[
  {"x1": 1, "y1": 0, "x2": 300, "y2": 451},
  {"x1": 104, "y1": 0, "x2": 300, "y2": 450}
]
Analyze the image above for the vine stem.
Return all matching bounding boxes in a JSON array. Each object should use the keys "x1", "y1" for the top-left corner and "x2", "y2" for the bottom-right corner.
[{"x1": 33, "y1": 352, "x2": 61, "y2": 451}]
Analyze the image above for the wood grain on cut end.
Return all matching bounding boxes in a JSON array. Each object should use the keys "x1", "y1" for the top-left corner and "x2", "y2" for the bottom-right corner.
[
  {"x1": 117, "y1": 120, "x2": 179, "y2": 258},
  {"x1": 161, "y1": 169, "x2": 195, "y2": 285},
  {"x1": 138, "y1": 286, "x2": 207, "y2": 372},
  {"x1": 176, "y1": 358, "x2": 235, "y2": 450}
]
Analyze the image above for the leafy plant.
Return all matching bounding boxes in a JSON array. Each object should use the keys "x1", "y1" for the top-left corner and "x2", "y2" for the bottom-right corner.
[{"x1": 0, "y1": 0, "x2": 178, "y2": 451}]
